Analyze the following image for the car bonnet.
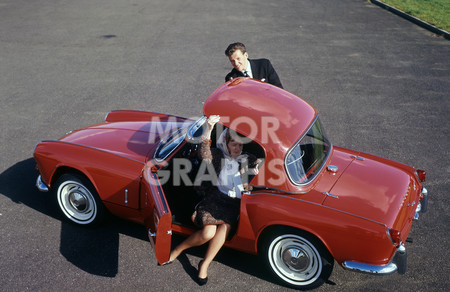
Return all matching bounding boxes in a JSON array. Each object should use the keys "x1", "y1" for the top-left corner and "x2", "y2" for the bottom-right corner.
[{"x1": 59, "y1": 120, "x2": 185, "y2": 163}]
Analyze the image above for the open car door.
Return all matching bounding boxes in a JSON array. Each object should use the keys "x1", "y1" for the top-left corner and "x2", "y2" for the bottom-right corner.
[{"x1": 141, "y1": 163, "x2": 172, "y2": 265}]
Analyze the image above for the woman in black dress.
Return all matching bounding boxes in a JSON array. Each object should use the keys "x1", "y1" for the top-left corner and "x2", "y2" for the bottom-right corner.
[{"x1": 167, "y1": 115, "x2": 259, "y2": 285}]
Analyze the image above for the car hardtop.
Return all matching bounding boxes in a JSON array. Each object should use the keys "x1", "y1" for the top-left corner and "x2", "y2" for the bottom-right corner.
[{"x1": 203, "y1": 78, "x2": 317, "y2": 150}]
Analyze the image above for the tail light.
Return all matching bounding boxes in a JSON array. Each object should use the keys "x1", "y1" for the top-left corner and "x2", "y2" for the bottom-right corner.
[
  {"x1": 388, "y1": 228, "x2": 402, "y2": 245},
  {"x1": 416, "y1": 169, "x2": 426, "y2": 182}
]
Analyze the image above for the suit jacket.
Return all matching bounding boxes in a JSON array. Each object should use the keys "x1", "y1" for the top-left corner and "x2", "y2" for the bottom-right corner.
[{"x1": 225, "y1": 58, "x2": 283, "y2": 89}]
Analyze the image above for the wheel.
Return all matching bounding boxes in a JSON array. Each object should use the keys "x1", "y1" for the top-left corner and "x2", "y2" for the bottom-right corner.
[
  {"x1": 263, "y1": 230, "x2": 333, "y2": 289},
  {"x1": 54, "y1": 173, "x2": 104, "y2": 225}
]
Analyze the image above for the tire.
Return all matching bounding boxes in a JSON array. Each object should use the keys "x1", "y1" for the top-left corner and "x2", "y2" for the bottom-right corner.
[
  {"x1": 54, "y1": 173, "x2": 104, "y2": 225},
  {"x1": 263, "y1": 230, "x2": 334, "y2": 289}
]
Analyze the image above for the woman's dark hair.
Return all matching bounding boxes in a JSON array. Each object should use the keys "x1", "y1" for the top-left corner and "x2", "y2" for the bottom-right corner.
[
  {"x1": 225, "y1": 129, "x2": 245, "y2": 145},
  {"x1": 225, "y1": 42, "x2": 246, "y2": 57}
]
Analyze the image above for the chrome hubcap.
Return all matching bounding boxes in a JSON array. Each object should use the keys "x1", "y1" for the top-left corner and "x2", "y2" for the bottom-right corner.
[
  {"x1": 282, "y1": 246, "x2": 310, "y2": 272},
  {"x1": 68, "y1": 191, "x2": 89, "y2": 212},
  {"x1": 268, "y1": 234, "x2": 322, "y2": 286}
]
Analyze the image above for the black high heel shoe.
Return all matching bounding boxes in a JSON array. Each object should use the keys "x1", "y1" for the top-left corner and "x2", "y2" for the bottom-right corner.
[
  {"x1": 161, "y1": 260, "x2": 173, "y2": 266},
  {"x1": 197, "y1": 260, "x2": 208, "y2": 286}
]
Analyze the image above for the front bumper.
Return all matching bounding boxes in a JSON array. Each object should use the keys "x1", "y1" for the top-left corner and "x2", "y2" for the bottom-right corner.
[
  {"x1": 343, "y1": 244, "x2": 406, "y2": 275},
  {"x1": 36, "y1": 175, "x2": 49, "y2": 192}
]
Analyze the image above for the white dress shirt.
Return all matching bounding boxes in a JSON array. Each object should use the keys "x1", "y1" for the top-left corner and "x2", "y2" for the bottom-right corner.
[{"x1": 242, "y1": 60, "x2": 253, "y2": 78}]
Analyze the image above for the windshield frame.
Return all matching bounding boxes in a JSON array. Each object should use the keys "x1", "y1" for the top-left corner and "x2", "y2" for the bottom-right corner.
[
  {"x1": 153, "y1": 116, "x2": 206, "y2": 162},
  {"x1": 284, "y1": 116, "x2": 332, "y2": 186}
]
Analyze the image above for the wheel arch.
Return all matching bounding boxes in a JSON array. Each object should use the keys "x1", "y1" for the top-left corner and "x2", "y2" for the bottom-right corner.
[
  {"x1": 256, "y1": 224, "x2": 334, "y2": 260},
  {"x1": 50, "y1": 165, "x2": 99, "y2": 195}
]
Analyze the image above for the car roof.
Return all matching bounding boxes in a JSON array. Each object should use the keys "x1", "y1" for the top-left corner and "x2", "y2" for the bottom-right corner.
[{"x1": 203, "y1": 78, "x2": 317, "y2": 149}]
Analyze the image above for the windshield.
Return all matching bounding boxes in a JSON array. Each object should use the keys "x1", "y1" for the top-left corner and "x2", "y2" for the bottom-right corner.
[
  {"x1": 154, "y1": 127, "x2": 188, "y2": 161},
  {"x1": 154, "y1": 116, "x2": 206, "y2": 161},
  {"x1": 285, "y1": 118, "x2": 331, "y2": 185}
]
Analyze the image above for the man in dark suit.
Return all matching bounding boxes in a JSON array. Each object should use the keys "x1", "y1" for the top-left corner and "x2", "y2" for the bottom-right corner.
[{"x1": 225, "y1": 42, "x2": 283, "y2": 89}]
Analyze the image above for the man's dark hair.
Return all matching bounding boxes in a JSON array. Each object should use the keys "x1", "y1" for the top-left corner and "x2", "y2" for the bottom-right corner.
[{"x1": 225, "y1": 42, "x2": 247, "y2": 57}]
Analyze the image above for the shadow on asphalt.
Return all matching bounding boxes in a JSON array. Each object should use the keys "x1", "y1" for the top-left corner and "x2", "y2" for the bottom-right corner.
[
  {"x1": 0, "y1": 158, "x2": 146, "y2": 277},
  {"x1": 0, "y1": 158, "x2": 334, "y2": 288}
]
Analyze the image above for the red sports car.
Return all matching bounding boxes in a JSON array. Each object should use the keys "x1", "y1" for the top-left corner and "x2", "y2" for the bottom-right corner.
[{"x1": 34, "y1": 78, "x2": 428, "y2": 289}]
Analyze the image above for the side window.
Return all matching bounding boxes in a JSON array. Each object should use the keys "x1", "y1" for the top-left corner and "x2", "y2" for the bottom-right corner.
[
  {"x1": 286, "y1": 146, "x2": 306, "y2": 183},
  {"x1": 286, "y1": 118, "x2": 331, "y2": 185}
]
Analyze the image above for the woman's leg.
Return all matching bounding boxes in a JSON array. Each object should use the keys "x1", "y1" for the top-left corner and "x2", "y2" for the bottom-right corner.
[
  {"x1": 169, "y1": 225, "x2": 217, "y2": 262},
  {"x1": 198, "y1": 223, "x2": 231, "y2": 279}
]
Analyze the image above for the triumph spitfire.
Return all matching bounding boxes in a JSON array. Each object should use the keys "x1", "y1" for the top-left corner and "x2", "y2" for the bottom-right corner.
[{"x1": 34, "y1": 78, "x2": 428, "y2": 289}]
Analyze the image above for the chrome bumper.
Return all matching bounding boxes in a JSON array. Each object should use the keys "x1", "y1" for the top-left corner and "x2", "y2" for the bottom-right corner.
[
  {"x1": 414, "y1": 187, "x2": 428, "y2": 221},
  {"x1": 36, "y1": 175, "x2": 49, "y2": 192},
  {"x1": 343, "y1": 187, "x2": 428, "y2": 275},
  {"x1": 343, "y1": 244, "x2": 407, "y2": 275}
]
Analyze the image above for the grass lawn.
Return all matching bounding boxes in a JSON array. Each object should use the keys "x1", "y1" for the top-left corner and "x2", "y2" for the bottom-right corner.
[{"x1": 380, "y1": 0, "x2": 450, "y2": 32}]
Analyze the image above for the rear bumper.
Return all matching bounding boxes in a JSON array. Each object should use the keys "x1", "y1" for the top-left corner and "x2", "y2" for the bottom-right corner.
[
  {"x1": 343, "y1": 187, "x2": 428, "y2": 275},
  {"x1": 414, "y1": 187, "x2": 428, "y2": 220},
  {"x1": 343, "y1": 244, "x2": 406, "y2": 275}
]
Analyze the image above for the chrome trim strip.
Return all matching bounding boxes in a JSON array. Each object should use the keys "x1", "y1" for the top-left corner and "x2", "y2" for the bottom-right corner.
[
  {"x1": 249, "y1": 185, "x2": 310, "y2": 195},
  {"x1": 247, "y1": 191, "x2": 386, "y2": 227},
  {"x1": 323, "y1": 192, "x2": 339, "y2": 199},
  {"x1": 351, "y1": 155, "x2": 365, "y2": 161},
  {"x1": 386, "y1": 227, "x2": 395, "y2": 245},
  {"x1": 36, "y1": 175, "x2": 49, "y2": 192},
  {"x1": 104, "y1": 111, "x2": 111, "y2": 121}
]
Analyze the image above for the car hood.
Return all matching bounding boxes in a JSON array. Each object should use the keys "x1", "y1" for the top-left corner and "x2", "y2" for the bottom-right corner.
[
  {"x1": 59, "y1": 120, "x2": 183, "y2": 163},
  {"x1": 323, "y1": 150, "x2": 417, "y2": 227}
]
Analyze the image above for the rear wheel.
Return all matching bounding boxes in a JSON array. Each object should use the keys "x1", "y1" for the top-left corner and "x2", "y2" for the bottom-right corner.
[
  {"x1": 263, "y1": 230, "x2": 333, "y2": 289},
  {"x1": 54, "y1": 173, "x2": 104, "y2": 225}
]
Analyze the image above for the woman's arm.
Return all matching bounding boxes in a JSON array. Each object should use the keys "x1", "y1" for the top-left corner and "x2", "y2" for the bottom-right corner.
[{"x1": 199, "y1": 115, "x2": 220, "y2": 163}]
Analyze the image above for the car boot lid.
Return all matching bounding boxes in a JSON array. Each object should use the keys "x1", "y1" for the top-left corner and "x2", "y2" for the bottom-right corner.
[{"x1": 323, "y1": 150, "x2": 420, "y2": 227}]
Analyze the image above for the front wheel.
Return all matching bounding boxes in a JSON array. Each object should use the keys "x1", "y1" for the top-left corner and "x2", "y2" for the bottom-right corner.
[
  {"x1": 54, "y1": 173, "x2": 104, "y2": 225},
  {"x1": 263, "y1": 230, "x2": 333, "y2": 289}
]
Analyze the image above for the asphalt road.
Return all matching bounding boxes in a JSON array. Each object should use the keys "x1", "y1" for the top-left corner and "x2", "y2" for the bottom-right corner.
[{"x1": 0, "y1": 0, "x2": 449, "y2": 291}]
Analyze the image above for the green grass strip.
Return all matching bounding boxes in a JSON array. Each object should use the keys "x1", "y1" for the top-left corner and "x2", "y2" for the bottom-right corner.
[{"x1": 381, "y1": 0, "x2": 450, "y2": 32}]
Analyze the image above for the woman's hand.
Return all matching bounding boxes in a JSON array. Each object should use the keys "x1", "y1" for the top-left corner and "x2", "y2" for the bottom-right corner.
[
  {"x1": 207, "y1": 115, "x2": 220, "y2": 129},
  {"x1": 203, "y1": 115, "x2": 220, "y2": 140},
  {"x1": 249, "y1": 158, "x2": 263, "y2": 175}
]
